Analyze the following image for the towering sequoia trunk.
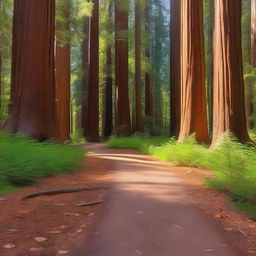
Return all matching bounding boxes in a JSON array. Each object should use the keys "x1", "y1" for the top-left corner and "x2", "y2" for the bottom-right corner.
[
  {"x1": 115, "y1": 0, "x2": 131, "y2": 136},
  {"x1": 212, "y1": 0, "x2": 250, "y2": 146},
  {"x1": 87, "y1": 0, "x2": 100, "y2": 142},
  {"x1": 170, "y1": 0, "x2": 181, "y2": 137},
  {"x1": 3, "y1": 0, "x2": 56, "y2": 141},
  {"x1": 104, "y1": 1, "x2": 113, "y2": 138},
  {"x1": 178, "y1": 0, "x2": 209, "y2": 143},
  {"x1": 135, "y1": 0, "x2": 143, "y2": 132},
  {"x1": 250, "y1": 0, "x2": 256, "y2": 129},
  {"x1": 81, "y1": 16, "x2": 90, "y2": 136},
  {"x1": 145, "y1": 3, "x2": 154, "y2": 122},
  {"x1": 55, "y1": 0, "x2": 71, "y2": 142}
]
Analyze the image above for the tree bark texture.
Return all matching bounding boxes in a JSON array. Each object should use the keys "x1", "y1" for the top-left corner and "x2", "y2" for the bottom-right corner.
[
  {"x1": 135, "y1": 0, "x2": 143, "y2": 133},
  {"x1": 81, "y1": 16, "x2": 90, "y2": 136},
  {"x1": 178, "y1": 0, "x2": 209, "y2": 143},
  {"x1": 170, "y1": 0, "x2": 181, "y2": 137},
  {"x1": 212, "y1": 0, "x2": 250, "y2": 146},
  {"x1": 87, "y1": 0, "x2": 100, "y2": 142},
  {"x1": 55, "y1": 0, "x2": 71, "y2": 142},
  {"x1": 3, "y1": 0, "x2": 56, "y2": 141},
  {"x1": 145, "y1": 3, "x2": 154, "y2": 122},
  {"x1": 115, "y1": 0, "x2": 131, "y2": 136},
  {"x1": 104, "y1": 1, "x2": 113, "y2": 138}
]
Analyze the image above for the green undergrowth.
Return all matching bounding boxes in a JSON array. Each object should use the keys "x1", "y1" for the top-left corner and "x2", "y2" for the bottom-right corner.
[
  {"x1": 0, "y1": 132, "x2": 85, "y2": 192},
  {"x1": 107, "y1": 135, "x2": 256, "y2": 217}
]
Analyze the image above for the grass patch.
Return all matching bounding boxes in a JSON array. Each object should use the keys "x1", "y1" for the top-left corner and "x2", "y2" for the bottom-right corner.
[
  {"x1": 108, "y1": 135, "x2": 256, "y2": 217},
  {"x1": 0, "y1": 132, "x2": 85, "y2": 192}
]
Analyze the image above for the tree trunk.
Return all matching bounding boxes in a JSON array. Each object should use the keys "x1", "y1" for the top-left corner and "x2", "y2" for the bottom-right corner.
[
  {"x1": 135, "y1": 0, "x2": 143, "y2": 133},
  {"x1": 81, "y1": 16, "x2": 90, "y2": 137},
  {"x1": 145, "y1": 2, "x2": 154, "y2": 130},
  {"x1": 0, "y1": 52, "x2": 2, "y2": 114},
  {"x1": 170, "y1": 0, "x2": 181, "y2": 137},
  {"x1": 249, "y1": 0, "x2": 256, "y2": 129},
  {"x1": 55, "y1": 0, "x2": 71, "y2": 142},
  {"x1": 115, "y1": 0, "x2": 131, "y2": 136},
  {"x1": 87, "y1": 0, "x2": 100, "y2": 142},
  {"x1": 212, "y1": 0, "x2": 250, "y2": 146},
  {"x1": 3, "y1": 0, "x2": 56, "y2": 141},
  {"x1": 104, "y1": 1, "x2": 113, "y2": 138},
  {"x1": 178, "y1": 0, "x2": 209, "y2": 143}
]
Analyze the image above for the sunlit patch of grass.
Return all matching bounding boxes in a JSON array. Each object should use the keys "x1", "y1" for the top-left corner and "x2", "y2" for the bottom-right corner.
[{"x1": 0, "y1": 132, "x2": 85, "y2": 192}]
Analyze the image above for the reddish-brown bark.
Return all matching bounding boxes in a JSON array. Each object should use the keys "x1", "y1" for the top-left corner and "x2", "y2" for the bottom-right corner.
[
  {"x1": 135, "y1": 0, "x2": 143, "y2": 133},
  {"x1": 212, "y1": 0, "x2": 250, "y2": 146},
  {"x1": 87, "y1": 0, "x2": 100, "y2": 142},
  {"x1": 249, "y1": 0, "x2": 256, "y2": 129},
  {"x1": 104, "y1": 1, "x2": 113, "y2": 138},
  {"x1": 55, "y1": 0, "x2": 71, "y2": 142},
  {"x1": 81, "y1": 17, "x2": 90, "y2": 136},
  {"x1": 170, "y1": 0, "x2": 181, "y2": 137},
  {"x1": 3, "y1": 0, "x2": 56, "y2": 141},
  {"x1": 115, "y1": 1, "x2": 131, "y2": 136},
  {"x1": 178, "y1": 0, "x2": 209, "y2": 143},
  {"x1": 145, "y1": 3, "x2": 154, "y2": 121}
]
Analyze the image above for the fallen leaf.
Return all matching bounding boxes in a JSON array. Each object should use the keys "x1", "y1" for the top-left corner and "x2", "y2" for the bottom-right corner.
[
  {"x1": 5, "y1": 228, "x2": 19, "y2": 234},
  {"x1": 3, "y1": 243, "x2": 15, "y2": 249},
  {"x1": 87, "y1": 212, "x2": 95, "y2": 216},
  {"x1": 63, "y1": 212, "x2": 81, "y2": 217},
  {"x1": 202, "y1": 249, "x2": 216, "y2": 252},
  {"x1": 225, "y1": 227, "x2": 233, "y2": 231},
  {"x1": 49, "y1": 230, "x2": 61, "y2": 234},
  {"x1": 59, "y1": 225, "x2": 68, "y2": 229},
  {"x1": 174, "y1": 224, "x2": 183, "y2": 229},
  {"x1": 34, "y1": 237, "x2": 47, "y2": 242},
  {"x1": 58, "y1": 250, "x2": 69, "y2": 255},
  {"x1": 76, "y1": 229, "x2": 83, "y2": 233},
  {"x1": 215, "y1": 212, "x2": 227, "y2": 219}
]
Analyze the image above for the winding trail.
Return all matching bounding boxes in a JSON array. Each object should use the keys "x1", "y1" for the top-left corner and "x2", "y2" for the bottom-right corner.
[{"x1": 72, "y1": 144, "x2": 244, "y2": 256}]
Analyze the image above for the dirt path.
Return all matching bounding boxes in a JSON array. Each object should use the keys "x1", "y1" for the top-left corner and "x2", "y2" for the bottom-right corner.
[{"x1": 71, "y1": 144, "x2": 245, "y2": 256}]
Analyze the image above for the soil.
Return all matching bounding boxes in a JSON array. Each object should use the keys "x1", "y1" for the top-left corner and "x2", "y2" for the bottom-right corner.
[{"x1": 0, "y1": 143, "x2": 255, "y2": 256}]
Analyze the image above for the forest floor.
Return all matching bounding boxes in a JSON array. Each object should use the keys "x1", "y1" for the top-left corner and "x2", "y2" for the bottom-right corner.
[{"x1": 0, "y1": 143, "x2": 255, "y2": 256}]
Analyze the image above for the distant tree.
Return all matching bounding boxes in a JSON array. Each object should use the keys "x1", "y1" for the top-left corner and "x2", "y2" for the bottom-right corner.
[
  {"x1": 135, "y1": 0, "x2": 143, "y2": 132},
  {"x1": 115, "y1": 0, "x2": 131, "y2": 136},
  {"x1": 212, "y1": 0, "x2": 251, "y2": 146},
  {"x1": 104, "y1": 0, "x2": 113, "y2": 138},
  {"x1": 86, "y1": 0, "x2": 100, "y2": 142},
  {"x1": 3, "y1": 0, "x2": 56, "y2": 141},
  {"x1": 170, "y1": 0, "x2": 181, "y2": 137},
  {"x1": 144, "y1": 1, "x2": 154, "y2": 123},
  {"x1": 178, "y1": 0, "x2": 209, "y2": 143},
  {"x1": 55, "y1": 0, "x2": 71, "y2": 142}
]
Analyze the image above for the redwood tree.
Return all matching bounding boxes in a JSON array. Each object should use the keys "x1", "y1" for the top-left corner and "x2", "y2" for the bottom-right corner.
[
  {"x1": 178, "y1": 0, "x2": 209, "y2": 143},
  {"x1": 87, "y1": 0, "x2": 100, "y2": 142},
  {"x1": 145, "y1": 2, "x2": 154, "y2": 125},
  {"x1": 3, "y1": 0, "x2": 56, "y2": 141},
  {"x1": 104, "y1": 1, "x2": 113, "y2": 138},
  {"x1": 170, "y1": 0, "x2": 181, "y2": 137},
  {"x1": 115, "y1": 0, "x2": 131, "y2": 136},
  {"x1": 212, "y1": 0, "x2": 250, "y2": 146},
  {"x1": 81, "y1": 16, "x2": 90, "y2": 136},
  {"x1": 55, "y1": 0, "x2": 71, "y2": 142},
  {"x1": 135, "y1": 0, "x2": 143, "y2": 132}
]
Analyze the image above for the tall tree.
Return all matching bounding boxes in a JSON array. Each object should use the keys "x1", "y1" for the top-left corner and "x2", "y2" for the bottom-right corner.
[
  {"x1": 81, "y1": 16, "x2": 90, "y2": 137},
  {"x1": 135, "y1": 0, "x2": 143, "y2": 132},
  {"x1": 170, "y1": 0, "x2": 181, "y2": 137},
  {"x1": 178, "y1": 0, "x2": 209, "y2": 143},
  {"x1": 212, "y1": 0, "x2": 250, "y2": 146},
  {"x1": 115, "y1": 0, "x2": 131, "y2": 136},
  {"x1": 3, "y1": 0, "x2": 56, "y2": 141},
  {"x1": 249, "y1": 0, "x2": 256, "y2": 128},
  {"x1": 55, "y1": 0, "x2": 71, "y2": 142},
  {"x1": 144, "y1": 2, "x2": 154, "y2": 122},
  {"x1": 87, "y1": 0, "x2": 100, "y2": 141},
  {"x1": 104, "y1": 0, "x2": 113, "y2": 138}
]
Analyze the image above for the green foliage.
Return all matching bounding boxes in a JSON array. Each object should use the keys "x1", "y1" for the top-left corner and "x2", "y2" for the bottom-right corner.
[
  {"x1": 0, "y1": 132, "x2": 85, "y2": 191},
  {"x1": 107, "y1": 135, "x2": 256, "y2": 216},
  {"x1": 107, "y1": 134, "x2": 169, "y2": 154}
]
